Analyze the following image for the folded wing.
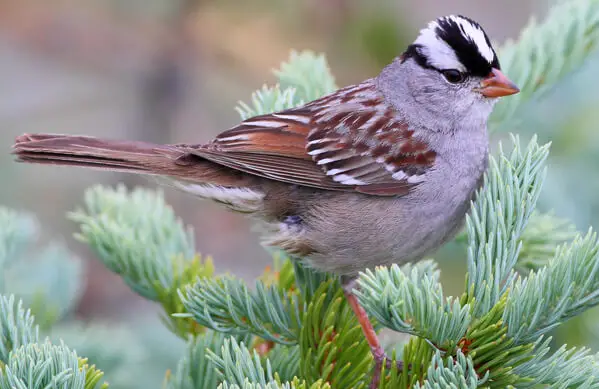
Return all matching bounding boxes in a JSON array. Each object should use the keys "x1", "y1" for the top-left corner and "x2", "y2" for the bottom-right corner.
[{"x1": 188, "y1": 80, "x2": 436, "y2": 196}]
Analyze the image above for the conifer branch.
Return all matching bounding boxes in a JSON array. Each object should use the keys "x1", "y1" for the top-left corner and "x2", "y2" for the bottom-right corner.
[
  {"x1": 0, "y1": 295, "x2": 39, "y2": 363},
  {"x1": 505, "y1": 229, "x2": 599, "y2": 343},
  {"x1": 460, "y1": 295, "x2": 536, "y2": 386},
  {"x1": 291, "y1": 261, "x2": 333, "y2": 303},
  {"x1": 180, "y1": 276, "x2": 302, "y2": 345},
  {"x1": 165, "y1": 332, "x2": 229, "y2": 389},
  {"x1": 236, "y1": 50, "x2": 337, "y2": 120},
  {"x1": 213, "y1": 339, "x2": 330, "y2": 389},
  {"x1": 218, "y1": 378, "x2": 330, "y2": 389},
  {"x1": 413, "y1": 350, "x2": 487, "y2": 389},
  {"x1": 266, "y1": 345, "x2": 300, "y2": 383},
  {"x1": 492, "y1": 0, "x2": 599, "y2": 127},
  {"x1": 513, "y1": 340, "x2": 599, "y2": 387},
  {"x1": 516, "y1": 211, "x2": 578, "y2": 273},
  {"x1": 69, "y1": 184, "x2": 197, "y2": 301},
  {"x1": 357, "y1": 263, "x2": 470, "y2": 348},
  {"x1": 209, "y1": 337, "x2": 274, "y2": 387},
  {"x1": 465, "y1": 136, "x2": 550, "y2": 317},
  {"x1": 0, "y1": 340, "x2": 108, "y2": 389},
  {"x1": 155, "y1": 255, "x2": 215, "y2": 339},
  {"x1": 236, "y1": 86, "x2": 302, "y2": 120},
  {"x1": 46, "y1": 322, "x2": 144, "y2": 388},
  {"x1": 275, "y1": 51, "x2": 337, "y2": 102},
  {"x1": 299, "y1": 280, "x2": 370, "y2": 388}
]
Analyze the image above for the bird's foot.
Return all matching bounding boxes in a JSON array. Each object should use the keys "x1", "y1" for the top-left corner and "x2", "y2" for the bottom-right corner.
[{"x1": 369, "y1": 346, "x2": 404, "y2": 389}]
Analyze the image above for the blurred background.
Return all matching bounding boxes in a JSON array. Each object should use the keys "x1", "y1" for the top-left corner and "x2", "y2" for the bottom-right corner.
[{"x1": 1, "y1": 0, "x2": 598, "y2": 387}]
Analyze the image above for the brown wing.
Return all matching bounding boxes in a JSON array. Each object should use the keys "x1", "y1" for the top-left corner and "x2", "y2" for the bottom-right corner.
[{"x1": 186, "y1": 80, "x2": 437, "y2": 196}]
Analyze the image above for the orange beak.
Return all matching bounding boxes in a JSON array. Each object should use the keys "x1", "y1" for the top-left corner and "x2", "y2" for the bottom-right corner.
[{"x1": 477, "y1": 68, "x2": 519, "y2": 98}]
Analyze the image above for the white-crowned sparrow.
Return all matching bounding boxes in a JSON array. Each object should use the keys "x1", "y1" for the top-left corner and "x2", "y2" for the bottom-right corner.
[{"x1": 12, "y1": 15, "x2": 518, "y2": 387}]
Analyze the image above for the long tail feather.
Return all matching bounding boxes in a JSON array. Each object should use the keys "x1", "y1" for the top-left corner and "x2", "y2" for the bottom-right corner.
[
  {"x1": 11, "y1": 133, "x2": 254, "y2": 186},
  {"x1": 12, "y1": 133, "x2": 266, "y2": 213},
  {"x1": 12, "y1": 133, "x2": 187, "y2": 175},
  {"x1": 12, "y1": 133, "x2": 262, "y2": 191}
]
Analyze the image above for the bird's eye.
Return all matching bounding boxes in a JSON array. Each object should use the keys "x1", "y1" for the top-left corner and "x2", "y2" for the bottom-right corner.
[{"x1": 442, "y1": 69, "x2": 465, "y2": 84}]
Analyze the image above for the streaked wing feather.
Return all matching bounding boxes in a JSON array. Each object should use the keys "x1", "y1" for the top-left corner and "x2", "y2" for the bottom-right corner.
[
  {"x1": 193, "y1": 149, "x2": 346, "y2": 189},
  {"x1": 212, "y1": 121, "x2": 310, "y2": 159},
  {"x1": 186, "y1": 80, "x2": 436, "y2": 196},
  {"x1": 304, "y1": 82, "x2": 436, "y2": 194}
]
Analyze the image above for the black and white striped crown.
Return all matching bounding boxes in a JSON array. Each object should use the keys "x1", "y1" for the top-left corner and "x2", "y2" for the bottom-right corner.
[{"x1": 405, "y1": 15, "x2": 500, "y2": 77}]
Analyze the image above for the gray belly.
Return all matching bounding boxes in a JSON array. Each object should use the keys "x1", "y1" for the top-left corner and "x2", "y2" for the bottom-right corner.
[{"x1": 262, "y1": 178, "x2": 480, "y2": 277}]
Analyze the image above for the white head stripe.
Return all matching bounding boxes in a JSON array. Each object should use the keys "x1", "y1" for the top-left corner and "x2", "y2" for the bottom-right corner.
[
  {"x1": 449, "y1": 16, "x2": 495, "y2": 63},
  {"x1": 414, "y1": 21, "x2": 465, "y2": 71},
  {"x1": 413, "y1": 15, "x2": 495, "y2": 71}
]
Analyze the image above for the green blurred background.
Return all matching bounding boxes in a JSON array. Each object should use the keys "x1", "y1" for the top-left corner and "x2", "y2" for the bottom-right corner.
[{"x1": 1, "y1": 0, "x2": 598, "y2": 387}]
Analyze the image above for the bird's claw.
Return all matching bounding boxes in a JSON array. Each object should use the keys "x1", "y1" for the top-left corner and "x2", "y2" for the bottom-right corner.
[{"x1": 369, "y1": 347, "x2": 404, "y2": 389}]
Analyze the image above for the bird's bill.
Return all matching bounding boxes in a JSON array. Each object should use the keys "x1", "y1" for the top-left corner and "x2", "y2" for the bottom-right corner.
[{"x1": 476, "y1": 68, "x2": 519, "y2": 97}]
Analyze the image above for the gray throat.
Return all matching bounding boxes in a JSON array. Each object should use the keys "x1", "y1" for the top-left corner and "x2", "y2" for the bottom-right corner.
[{"x1": 374, "y1": 57, "x2": 495, "y2": 136}]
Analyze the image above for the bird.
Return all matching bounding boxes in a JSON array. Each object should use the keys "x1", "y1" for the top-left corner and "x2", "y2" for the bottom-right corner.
[{"x1": 12, "y1": 14, "x2": 518, "y2": 388}]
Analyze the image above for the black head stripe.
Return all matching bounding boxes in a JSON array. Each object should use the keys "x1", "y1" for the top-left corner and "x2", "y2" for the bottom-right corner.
[
  {"x1": 435, "y1": 15, "x2": 500, "y2": 77},
  {"x1": 402, "y1": 44, "x2": 435, "y2": 70}
]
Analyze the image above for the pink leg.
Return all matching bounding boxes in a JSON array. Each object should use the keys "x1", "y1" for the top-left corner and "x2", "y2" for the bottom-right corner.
[{"x1": 342, "y1": 278, "x2": 403, "y2": 389}]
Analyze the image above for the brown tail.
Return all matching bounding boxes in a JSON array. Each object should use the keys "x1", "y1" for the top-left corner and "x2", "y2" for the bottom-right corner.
[
  {"x1": 12, "y1": 133, "x2": 188, "y2": 174},
  {"x1": 12, "y1": 133, "x2": 249, "y2": 186}
]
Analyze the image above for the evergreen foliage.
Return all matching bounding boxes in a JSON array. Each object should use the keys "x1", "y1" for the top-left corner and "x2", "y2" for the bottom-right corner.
[{"x1": 2, "y1": 1, "x2": 599, "y2": 387}]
